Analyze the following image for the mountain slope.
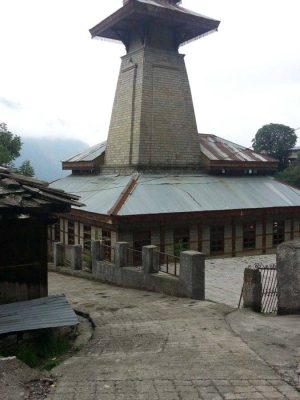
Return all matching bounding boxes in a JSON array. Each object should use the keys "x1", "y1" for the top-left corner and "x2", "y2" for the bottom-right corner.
[{"x1": 16, "y1": 137, "x2": 89, "y2": 181}]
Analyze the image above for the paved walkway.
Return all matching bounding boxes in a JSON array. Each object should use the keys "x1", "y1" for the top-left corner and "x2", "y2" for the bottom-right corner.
[
  {"x1": 206, "y1": 255, "x2": 276, "y2": 308},
  {"x1": 48, "y1": 272, "x2": 299, "y2": 400}
]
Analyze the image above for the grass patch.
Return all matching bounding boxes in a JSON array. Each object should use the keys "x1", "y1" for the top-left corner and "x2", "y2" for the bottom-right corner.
[{"x1": 2, "y1": 331, "x2": 71, "y2": 370}]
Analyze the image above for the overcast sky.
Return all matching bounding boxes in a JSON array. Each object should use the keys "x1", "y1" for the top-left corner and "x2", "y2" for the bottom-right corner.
[{"x1": 0, "y1": 0, "x2": 299, "y2": 148}]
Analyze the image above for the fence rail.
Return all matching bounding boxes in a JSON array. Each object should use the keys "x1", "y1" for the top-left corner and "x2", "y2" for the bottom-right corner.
[
  {"x1": 158, "y1": 252, "x2": 180, "y2": 277},
  {"x1": 127, "y1": 248, "x2": 143, "y2": 269},
  {"x1": 102, "y1": 244, "x2": 115, "y2": 264}
]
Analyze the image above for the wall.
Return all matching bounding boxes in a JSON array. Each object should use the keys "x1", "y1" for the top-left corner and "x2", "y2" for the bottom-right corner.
[
  {"x1": 52, "y1": 242, "x2": 205, "y2": 300},
  {"x1": 51, "y1": 214, "x2": 300, "y2": 261}
]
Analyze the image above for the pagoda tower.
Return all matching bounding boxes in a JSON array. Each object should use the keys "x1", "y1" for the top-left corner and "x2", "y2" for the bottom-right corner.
[{"x1": 90, "y1": 0, "x2": 220, "y2": 172}]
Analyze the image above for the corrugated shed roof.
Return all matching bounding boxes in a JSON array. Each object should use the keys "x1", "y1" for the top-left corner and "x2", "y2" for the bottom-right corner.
[
  {"x1": 50, "y1": 174, "x2": 300, "y2": 216},
  {"x1": 64, "y1": 141, "x2": 106, "y2": 163},
  {"x1": 0, "y1": 295, "x2": 78, "y2": 335},
  {"x1": 199, "y1": 134, "x2": 276, "y2": 163}
]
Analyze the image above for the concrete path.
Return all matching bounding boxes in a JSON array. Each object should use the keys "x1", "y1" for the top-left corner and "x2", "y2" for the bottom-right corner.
[
  {"x1": 48, "y1": 272, "x2": 299, "y2": 400},
  {"x1": 206, "y1": 255, "x2": 276, "y2": 308}
]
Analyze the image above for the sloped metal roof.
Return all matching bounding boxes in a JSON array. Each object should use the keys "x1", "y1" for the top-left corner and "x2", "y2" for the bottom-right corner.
[
  {"x1": 50, "y1": 174, "x2": 300, "y2": 216},
  {"x1": 51, "y1": 174, "x2": 132, "y2": 215},
  {"x1": 199, "y1": 134, "x2": 276, "y2": 163},
  {"x1": 0, "y1": 295, "x2": 78, "y2": 335},
  {"x1": 64, "y1": 141, "x2": 106, "y2": 163}
]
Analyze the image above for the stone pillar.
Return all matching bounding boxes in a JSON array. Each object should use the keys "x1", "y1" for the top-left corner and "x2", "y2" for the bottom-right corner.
[
  {"x1": 243, "y1": 268, "x2": 262, "y2": 312},
  {"x1": 53, "y1": 243, "x2": 64, "y2": 267},
  {"x1": 91, "y1": 240, "x2": 102, "y2": 274},
  {"x1": 115, "y1": 242, "x2": 128, "y2": 268},
  {"x1": 70, "y1": 245, "x2": 82, "y2": 271},
  {"x1": 142, "y1": 245, "x2": 159, "y2": 274},
  {"x1": 277, "y1": 241, "x2": 300, "y2": 314},
  {"x1": 180, "y1": 251, "x2": 205, "y2": 300}
]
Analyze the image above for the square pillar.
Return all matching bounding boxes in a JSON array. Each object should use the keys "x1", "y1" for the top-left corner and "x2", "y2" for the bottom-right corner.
[
  {"x1": 180, "y1": 251, "x2": 205, "y2": 300},
  {"x1": 142, "y1": 245, "x2": 159, "y2": 274},
  {"x1": 115, "y1": 242, "x2": 128, "y2": 268},
  {"x1": 70, "y1": 245, "x2": 82, "y2": 271},
  {"x1": 277, "y1": 241, "x2": 300, "y2": 314},
  {"x1": 53, "y1": 243, "x2": 64, "y2": 267}
]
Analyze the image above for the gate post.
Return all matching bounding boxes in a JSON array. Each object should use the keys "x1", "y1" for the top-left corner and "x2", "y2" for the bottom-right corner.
[
  {"x1": 243, "y1": 268, "x2": 262, "y2": 312},
  {"x1": 277, "y1": 241, "x2": 300, "y2": 315}
]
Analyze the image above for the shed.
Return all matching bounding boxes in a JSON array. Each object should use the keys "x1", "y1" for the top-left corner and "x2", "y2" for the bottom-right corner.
[{"x1": 0, "y1": 167, "x2": 82, "y2": 304}]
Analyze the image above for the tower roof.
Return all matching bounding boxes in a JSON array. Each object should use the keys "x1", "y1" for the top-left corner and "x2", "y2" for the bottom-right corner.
[{"x1": 90, "y1": 0, "x2": 220, "y2": 47}]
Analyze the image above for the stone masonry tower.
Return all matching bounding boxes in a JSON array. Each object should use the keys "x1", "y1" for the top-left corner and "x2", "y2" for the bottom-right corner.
[{"x1": 90, "y1": 0, "x2": 220, "y2": 172}]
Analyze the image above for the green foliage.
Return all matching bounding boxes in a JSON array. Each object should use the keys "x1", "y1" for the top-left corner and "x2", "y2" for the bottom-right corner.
[
  {"x1": 0, "y1": 123, "x2": 22, "y2": 165},
  {"x1": 17, "y1": 160, "x2": 35, "y2": 177},
  {"x1": 276, "y1": 164, "x2": 300, "y2": 188},
  {"x1": 16, "y1": 346, "x2": 39, "y2": 368},
  {"x1": 0, "y1": 122, "x2": 35, "y2": 177},
  {"x1": 3, "y1": 332, "x2": 71, "y2": 371},
  {"x1": 252, "y1": 123, "x2": 297, "y2": 170}
]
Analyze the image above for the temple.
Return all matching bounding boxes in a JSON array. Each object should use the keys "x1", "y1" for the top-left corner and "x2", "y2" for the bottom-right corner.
[{"x1": 50, "y1": 0, "x2": 300, "y2": 258}]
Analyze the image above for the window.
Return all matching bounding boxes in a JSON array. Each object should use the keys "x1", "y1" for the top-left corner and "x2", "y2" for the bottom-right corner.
[
  {"x1": 68, "y1": 221, "x2": 75, "y2": 245},
  {"x1": 210, "y1": 226, "x2": 224, "y2": 254},
  {"x1": 243, "y1": 223, "x2": 256, "y2": 249},
  {"x1": 174, "y1": 228, "x2": 189, "y2": 256},
  {"x1": 273, "y1": 221, "x2": 285, "y2": 246},
  {"x1": 133, "y1": 231, "x2": 151, "y2": 251},
  {"x1": 83, "y1": 225, "x2": 91, "y2": 251}
]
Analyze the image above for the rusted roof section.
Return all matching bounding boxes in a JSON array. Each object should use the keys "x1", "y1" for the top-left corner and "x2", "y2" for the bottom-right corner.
[
  {"x1": 64, "y1": 142, "x2": 106, "y2": 163},
  {"x1": 0, "y1": 295, "x2": 78, "y2": 335},
  {"x1": 199, "y1": 134, "x2": 277, "y2": 164},
  {"x1": 62, "y1": 142, "x2": 106, "y2": 172},
  {"x1": 90, "y1": 0, "x2": 220, "y2": 47},
  {"x1": 0, "y1": 167, "x2": 83, "y2": 213}
]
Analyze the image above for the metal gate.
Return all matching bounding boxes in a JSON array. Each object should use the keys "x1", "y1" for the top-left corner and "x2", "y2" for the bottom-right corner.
[
  {"x1": 239, "y1": 263, "x2": 278, "y2": 314},
  {"x1": 259, "y1": 265, "x2": 278, "y2": 314}
]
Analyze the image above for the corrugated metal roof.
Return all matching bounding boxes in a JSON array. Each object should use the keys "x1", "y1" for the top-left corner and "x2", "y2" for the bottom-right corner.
[
  {"x1": 0, "y1": 295, "x2": 78, "y2": 335},
  {"x1": 50, "y1": 174, "x2": 132, "y2": 215},
  {"x1": 137, "y1": 0, "x2": 217, "y2": 20},
  {"x1": 50, "y1": 174, "x2": 300, "y2": 216},
  {"x1": 199, "y1": 134, "x2": 276, "y2": 163},
  {"x1": 64, "y1": 141, "x2": 106, "y2": 163}
]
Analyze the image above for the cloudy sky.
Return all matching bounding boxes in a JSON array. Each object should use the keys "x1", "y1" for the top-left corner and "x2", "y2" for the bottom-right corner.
[{"x1": 0, "y1": 0, "x2": 299, "y2": 147}]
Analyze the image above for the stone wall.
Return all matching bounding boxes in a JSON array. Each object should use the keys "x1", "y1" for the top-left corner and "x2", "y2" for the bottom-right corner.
[
  {"x1": 52, "y1": 241, "x2": 205, "y2": 300},
  {"x1": 277, "y1": 240, "x2": 300, "y2": 314}
]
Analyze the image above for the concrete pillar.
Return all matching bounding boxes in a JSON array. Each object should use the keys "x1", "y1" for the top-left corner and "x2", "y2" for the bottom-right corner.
[
  {"x1": 180, "y1": 251, "x2": 205, "y2": 300},
  {"x1": 91, "y1": 240, "x2": 104, "y2": 274},
  {"x1": 142, "y1": 245, "x2": 159, "y2": 274},
  {"x1": 70, "y1": 245, "x2": 82, "y2": 271},
  {"x1": 243, "y1": 268, "x2": 262, "y2": 312},
  {"x1": 277, "y1": 241, "x2": 300, "y2": 314},
  {"x1": 115, "y1": 242, "x2": 128, "y2": 268},
  {"x1": 53, "y1": 243, "x2": 64, "y2": 267}
]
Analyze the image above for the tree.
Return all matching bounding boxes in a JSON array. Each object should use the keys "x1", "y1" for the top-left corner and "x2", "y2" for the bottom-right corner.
[
  {"x1": 276, "y1": 153, "x2": 300, "y2": 187},
  {"x1": 18, "y1": 160, "x2": 35, "y2": 177},
  {"x1": 252, "y1": 123, "x2": 297, "y2": 170},
  {"x1": 0, "y1": 123, "x2": 22, "y2": 165},
  {"x1": 0, "y1": 123, "x2": 35, "y2": 177}
]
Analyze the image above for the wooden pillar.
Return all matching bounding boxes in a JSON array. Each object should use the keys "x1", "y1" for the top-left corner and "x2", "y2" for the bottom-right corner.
[
  {"x1": 231, "y1": 218, "x2": 236, "y2": 257},
  {"x1": 198, "y1": 224, "x2": 202, "y2": 252},
  {"x1": 262, "y1": 216, "x2": 266, "y2": 254},
  {"x1": 291, "y1": 217, "x2": 294, "y2": 240}
]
